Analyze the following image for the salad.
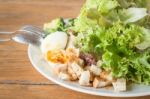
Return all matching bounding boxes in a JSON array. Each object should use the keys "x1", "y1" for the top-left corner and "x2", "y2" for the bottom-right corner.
[{"x1": 41, "y1": 0, "x2": 150, "y2": 92}]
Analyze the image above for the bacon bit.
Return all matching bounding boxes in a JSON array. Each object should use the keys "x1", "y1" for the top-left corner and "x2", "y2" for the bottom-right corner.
[{"x1": 79, "y1": 52, "x2": 96, "y2": 66}]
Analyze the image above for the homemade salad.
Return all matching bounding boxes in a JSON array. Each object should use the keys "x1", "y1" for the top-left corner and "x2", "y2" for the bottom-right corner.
[{"x1": 41, "y1": 0, "x2": 150, "y2": 92}]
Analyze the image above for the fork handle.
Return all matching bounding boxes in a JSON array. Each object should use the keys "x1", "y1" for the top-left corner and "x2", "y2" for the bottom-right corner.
[
  {"x1": 0, "y1": 31, "x2": 14, "y2": 34},
  {"x1": 0, "y1": 38, "x2": 11, "y2": 42},
  {"x1": 0, "y1": 31, "x2": 14, "y2": 42}
]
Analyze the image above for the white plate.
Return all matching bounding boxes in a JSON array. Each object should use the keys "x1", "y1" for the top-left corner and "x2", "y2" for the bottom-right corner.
[{"x1": 28, "y1": 45, "x2": 150, "y2": 97}]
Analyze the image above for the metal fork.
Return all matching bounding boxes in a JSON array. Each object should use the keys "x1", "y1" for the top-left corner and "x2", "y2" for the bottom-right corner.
[{"x1": 0, "y1": 25, "x2": 45, "y2": 45}]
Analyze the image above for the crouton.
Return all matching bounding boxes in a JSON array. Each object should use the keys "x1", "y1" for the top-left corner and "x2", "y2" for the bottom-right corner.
[
  {"x1": 77, "y1": 59, "x2": 84, "y2": 67},
  {"x1": 89, "y1": 72, "x2": 95, "y2": 82},
  {"x1": 67, "y1": 66, "x2": 78, "y2": 81},
  {"x1": 90, "y1": 65, "x2": 102, "y2": 76},
  {"x1": 66, "y1": 48, "x2": 79, "y2": 57},
  {"x1": 50, "y1": 63, "x2": 67, "y2": 75},
  {"x1": 58, "y1": 72, "x2": 71, "y2": 81},
  {"x1": 79, "y1": 71, "x2": 91, "y2": 86},
  {"x1": 93, "y1": 77, "x2": 111, "y2": 88},
  {"x1": 84, "y1": 66, "x2": 95, "y2": 82},
  {"x1": 100, "y1": 71, "x2": 113, "y2": 81},
  {"x1": 112, "y1": 78, "x2": 126, "y2": 92},
  {"x1": 70, "y1": 74, "x2": 78, "y2": 81},
  {"x1": 84, "y1": 66, "x2": 90, "y2": 70},
  {"x1": 71, "y1": 62, "x2": 83, "y2": 78}
]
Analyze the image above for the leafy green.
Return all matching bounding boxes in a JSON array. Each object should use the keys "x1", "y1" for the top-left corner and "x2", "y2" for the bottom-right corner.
[
  {"x1": 136, "y1": 29, "x2": 150, "y2": 50},
  {"x1": 74, "y1": 0, "x2": 149, "y2": 29},
  {"x1": 43, "y1": 18, "x2": 75, "y2": 35},
  {"x1": 124, "y1": 8, "x2": 148, "y2": 24},
  {"x1": 43, "y1": 18, "x2": 65, "y2": 34},
  {"x1": 86, "y1": 0, "x2": 119, "y2": 14},
  {"x1": 127, "y1": 51, "x2": 150, "y2": 85},
  {"x1": 73, "y1": 0, "x2": 150, "y2": 85}
]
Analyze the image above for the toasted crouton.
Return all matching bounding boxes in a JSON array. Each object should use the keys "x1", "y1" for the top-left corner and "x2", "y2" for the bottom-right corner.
[
  {"x1": 51, "y1": 63, "x2": 67, "y2": 75},
  {"x1": 79, "y1": 71, "x2": 91, "y2": 86},
  {"x1": 67, "y1": 66, "x2": 78, "y2": 81},
  {"x1": 66, "y1": 48, "x2": 80, "y2": 62},
  {"x1": 93, "y1": 77, "x2": 111, "y2": 88},
  {"x1": 84, "y1": 66, "x2": 91, "y2": 70},
  {"x1": 90, "y1": 65, "x2": 102, "y2": 76},
  {"x1": 100, "y1": 71, "x2": 113, "y2": 81},
  {"x1": 58, "y1": 72, "x2": 71, "y2": 80},
  {"x1": 89, "y1": 72, "x2": 95, "y2": 82},
  {"x1": 77, "y1": 59, "x2": 84, "y2": 67},
  {"x1": 112, "y1": 78, "x2": 126, "y2": 92},
  {"x1": 84, "y1": 66, "x2": 95, "y2": 82},
  {"x1": 71, "y1": 62, "x2": 83, "y2": 78}
]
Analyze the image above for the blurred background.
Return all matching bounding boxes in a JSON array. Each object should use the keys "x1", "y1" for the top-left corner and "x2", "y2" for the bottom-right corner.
[{"x1": 0, "y1": 0, "x2": 84, "y2": 31}]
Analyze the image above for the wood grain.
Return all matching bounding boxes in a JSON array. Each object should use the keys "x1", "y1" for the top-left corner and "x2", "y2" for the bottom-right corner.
[
  {"x1": 0, "y1": 0, "x2": 149, "y2": 99},
  {"x1": 0, "y1": 84, "x2": 149, "y2": 99},
  {"x1": 0, "y1": 0, "x2": 84, "y2": 31}
]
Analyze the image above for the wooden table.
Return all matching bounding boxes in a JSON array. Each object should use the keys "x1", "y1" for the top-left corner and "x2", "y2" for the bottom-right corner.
[{"x1": 0, "y1": 0, "x2": 149, "y2": 99}]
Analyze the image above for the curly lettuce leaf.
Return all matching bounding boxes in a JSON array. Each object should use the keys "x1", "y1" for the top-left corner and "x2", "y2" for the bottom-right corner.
[
  {"x1": 43, "y1": 18, "x2": 65, "y2": 34},
  {"x1": 86, "y1": 0, "x2": 119, "y2": 14},
  {"x1": 128, "y1": 51, "x2": 150, "y2": 85},
  {"x1": 136, "y1": 29, "x2": 150, "y2": 50},
  {"x1": 73, "y1": 0, "x2": 150, "y2": 85},
  {"x1": 117, "y1": 0, "x2": 150, "y2": 8},
  {"x1": 43, "y1": 18, "x2": 75, "y2": 35},
  {"x1": 124, "y1": 8, "x2": 148, "y2": 24}
]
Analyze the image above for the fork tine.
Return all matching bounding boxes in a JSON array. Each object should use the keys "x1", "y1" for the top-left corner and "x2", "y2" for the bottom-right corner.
[
  {"x1": 0, "y1": 25, "x2": 45, "y2": 42},
  {"x1": 20, "y1": 25, "x2": 45, "y2": 37}
]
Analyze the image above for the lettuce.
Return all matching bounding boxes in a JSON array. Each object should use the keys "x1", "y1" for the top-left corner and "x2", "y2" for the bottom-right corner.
[
  {"x1": 43, "y1": 18, "x2": 75, "y2": 34},
  {"x1": 74, "y1": 0, "x2": 150, "y2": 85},
  {"x1": 136, "y1": 29, "x2": 150, "y2": 50},
  {"x1": 86, "y1": 0, "x2": 119, "y2": 14},
  {"x1": 44, "y1": 18, "x2": 65, "y2": 34},
  {"x1": 124, "y1": 8, "x2": 148, "y2": 24},
  {"x1": 128, "y1": 51, "x2": 150, "y2": 85},
  {"x1": 75, "y1": 0, "x2": 149, "y2": 28},
  {"x1": 117, "y1": 0, "x2": 150, "y2": 8}
]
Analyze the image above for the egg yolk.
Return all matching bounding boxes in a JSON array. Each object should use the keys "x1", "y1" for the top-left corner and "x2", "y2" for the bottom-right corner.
[{"x1": 46, "y1": 50, "x2": 67, "y2": 64}]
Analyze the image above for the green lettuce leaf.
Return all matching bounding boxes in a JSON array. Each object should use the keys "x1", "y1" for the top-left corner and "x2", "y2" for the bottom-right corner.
[
  {"x1": 43, "y1": 18, "x2": 65, "y2": 34},
  {"x1": 136, "y1": 29, "x2": 150, "y2": 50},
  {"x1": 128, "y1": 51, "x2": 150, "y2": 85},
  {"x1": 86, "y1": 0, "x2": 119, "y2": 14},
  {"x1": 124, "y1": 8, "x2": 148, "y2": 24},
  {"x1": 43, "y1": 18, "x2": 75, "y2": 35}
]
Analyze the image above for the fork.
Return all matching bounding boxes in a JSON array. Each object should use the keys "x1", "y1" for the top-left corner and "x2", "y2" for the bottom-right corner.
[{"x1": 0, "y1": 25, "x2": 45, "y2": 45}]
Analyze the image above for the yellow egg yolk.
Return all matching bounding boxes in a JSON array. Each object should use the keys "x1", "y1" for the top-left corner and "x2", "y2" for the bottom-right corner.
[{"x1": 46, "y1": 50, "x2": 67, "y2": 64}]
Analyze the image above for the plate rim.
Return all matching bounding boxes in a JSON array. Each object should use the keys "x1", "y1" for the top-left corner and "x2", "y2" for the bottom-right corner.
[{"x1": 28, "y1": 44, "x2": 150, "y2": 97}]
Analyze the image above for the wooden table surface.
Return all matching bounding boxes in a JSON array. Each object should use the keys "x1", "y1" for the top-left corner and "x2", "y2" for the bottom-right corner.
[{"x1": 0, "y1": 0, "x2": 149, "y2": 99}]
